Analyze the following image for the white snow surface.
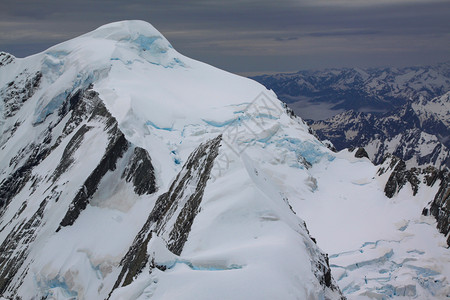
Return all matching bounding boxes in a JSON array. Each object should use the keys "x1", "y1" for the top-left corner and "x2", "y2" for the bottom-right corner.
[{"x1": 0, "y1": 20, "x2": 448, "y2": 299}]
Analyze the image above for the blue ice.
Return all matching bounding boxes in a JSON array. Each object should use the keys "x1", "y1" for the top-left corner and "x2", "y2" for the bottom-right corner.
[
  {"x1": 34, "y1": 73, "x2": 95, "y2": 125},
  {"x1": 43, "y1": 278, "x2": 78, "y2": 299},
  {"x1": 159, "y1": 259, "x2": 242, "y2": 271},
  {"x1": 276, "y1": 138, "x2": 334, "y2": 165},
  {"x1": 134, "y1": 35, "x2": 161, "y2": 51},
  {"x1": 146, "y1": 120, "x2": 173, "y2": 131}
]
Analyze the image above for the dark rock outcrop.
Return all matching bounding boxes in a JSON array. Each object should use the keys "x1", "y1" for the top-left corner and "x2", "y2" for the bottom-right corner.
[
  {"x1": 0, "y1": 188, "x2": 61, "y2": 295},
  {"x1": 302, "y1": 222, "x2": 344, "y2": 298},
  {"x1": 110, "y1": 135, "x2": 222, "y2": 295},
  {"x1": 57, "y1": 133, "x2": 129, "y2": 230},
  {"x1": 0, "y1": 74, "x2": 159, "y2": 295},
  {"x1": 56, "y1": 89, "x2": 157, "y2": 230},
  {"x1": 424, "y1": 170, "x2": 450, "y2": 246},
  {"x1": 379, "y1": 156, "x2": 450, "y2": 246},
  {"x1": 52, "y1": 124, "x2": 91, "y2": 183},
  {"x1": 0, "y1": 144, "x2": 51, "y2": 213},
  {"x1": 354, "y1": 147, "x2": 369, "y2": 159},
  {"x1": 0, "y1": 52, "x2": 15, "y2": 67},
  {"x1": 383, "y1": 158, "x2": 408, "y2": 198},
  {"x1": 1, "y1": 71, "x2": 42, "y2": 119},
  {"x1": 380, "y1": 156, "x2": 435, "y2": 198},
  {"x1": 122, "y1": 147, "x2": 156, "y2": 195}
]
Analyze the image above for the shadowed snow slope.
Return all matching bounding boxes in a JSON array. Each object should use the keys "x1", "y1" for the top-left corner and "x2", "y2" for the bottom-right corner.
[{"x1": 0, "y1": 20, "x2": 447, "y2": 300}]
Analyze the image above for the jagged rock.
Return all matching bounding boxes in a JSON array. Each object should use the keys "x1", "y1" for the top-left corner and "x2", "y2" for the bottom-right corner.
[
  {"x1": 1, "y1": 71, "x2": 42, "y2": 119},
  {"x1": 384, "y1": 159, "x2": 408, "y2": 198},
  {"x1": 0, "y1": 52, "x2": 15, "y2": 67},
  {"x1": 354, "y1": 147, "x2": 369, "y2": 159},
  {"x1": 0, "y1": 144, "x2": 51, "y2": 213},
  {"x1": 111, "y1": 135, "x2": 222, "y2": 294},
  {"x1": 381, "y1": 156, "x2": 439, "y2": 198},
  {"x1": 322, "y1": 140, "x2": 337, "y2": 152},
  {"x1": 52, "y1": 124, "x2": 91, "y2": 182},
  {"x1": 122, "y1": 147, "x2": 156, "y2": 195},
  {"x1": 57, "y1": 132, "x2": 129, "y2": 230},
  {"x1": 165, "y1": 135, "x2": 222, "y2": 255},
  {"x1": 425, "y1": 170, "x2": 450, "y2": 246},
  {"x1": 54, "y1": 88, "x2": 158, "y2": 230},
  {"x1": 379, "y1": 156, "x2": 450, "y2": 245}
]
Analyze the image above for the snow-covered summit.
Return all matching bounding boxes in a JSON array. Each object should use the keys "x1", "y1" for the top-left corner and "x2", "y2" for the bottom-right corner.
[{"x1": 81, "y1": 20, "x2": 167, "y2": 42}]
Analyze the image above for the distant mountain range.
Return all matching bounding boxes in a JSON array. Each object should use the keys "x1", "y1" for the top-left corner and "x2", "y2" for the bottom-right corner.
[
  {"x1": 311, "y1": 92, "x2": 450, "y2": 168},
  {"x1": 251, "y1": 63, "x2": 450, "y2": 119},
  {"x1": 251, "y1": 63, "x2": 450, "y2": 168}
]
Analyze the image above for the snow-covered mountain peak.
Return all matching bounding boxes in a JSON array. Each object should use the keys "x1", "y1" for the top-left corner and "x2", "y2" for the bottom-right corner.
[
  {"x1": 0, "y1": 20, "x2": 346, "y2": 299},
  {"x1": 1, "y1": 20, "x2": 286, "y2": 151},
  {"x1": 42, "y1": 20, "x2": 176, "y2": 65},
  {"x1": 82, "y1": 20, "x2": 167, "y2": 43}
]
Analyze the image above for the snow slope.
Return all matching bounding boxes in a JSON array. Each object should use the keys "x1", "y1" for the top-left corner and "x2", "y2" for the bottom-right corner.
[
  {"x1": 0, "y1": 21, "x2": 341, "y2": 299},
  {"x1": 0, "y1": 20, "x2": 448, "y2": 300}
]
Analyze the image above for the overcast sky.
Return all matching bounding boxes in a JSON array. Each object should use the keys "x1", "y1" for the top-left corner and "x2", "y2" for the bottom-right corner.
[{"x1": 1, "y1": 0, "x2": 449, "y2": 75}]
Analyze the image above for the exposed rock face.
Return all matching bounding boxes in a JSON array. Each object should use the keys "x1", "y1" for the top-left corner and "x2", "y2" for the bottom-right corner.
[
  {"x1": 1, "y1": 71, "x2": 42, "y2": 119},
  {"x1": 382, "y1": 158, "x2": 409, "y2": 198},
  {"x1": 379, "y1": 155, "x2": 440, "y2": 198},
  {"x1": 0, "y1": 52, "x2": 15, "y2": 67},
  {"x1": 57, "y1": 133, "x2": 129, "y2": 230},
  {"x1": 301, "y1": 222, "x2": 343, "y2": 297},
  {"x1": 424, "y1": 170, "x2": 450, "y2": 246},
  {"x1": 354, "y1": 147, "x2": 369, "y2": 159},
  {"x1": 0, "y1": 143, "x2": 50, "y2": 212},
  {"x1": 50, "y1": 88, "x2": 157, "y2": 231},
  {"x1": 0, "y1": 84, "x2": 158, "y2": 295},
  {"x1": 0, "y1": 198, "x2": 49, "y2": 294},
  {"x1": 111, "y1": 135, "x2": 222, "y2": 293},
  {"x1": 122, "y1": 147, "x2": 156, "y2": 196},
  {"x1": 378, "y1": 155, "x2": 449, "y2": 246},
  {"x1": 165, "y1": 136, "x2": 222, "y2": 255}
]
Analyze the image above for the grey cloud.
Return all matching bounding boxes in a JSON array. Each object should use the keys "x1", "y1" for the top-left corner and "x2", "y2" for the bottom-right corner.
[
  {"x1": 0, "y1": 0, "x2": 449, "y2": 73},
  {"x1": 275, "y1": 37, "x2": 299, "y2": 42},
  {"x1": 306, "y1": 30, "x2": 381, "y2": 38}
]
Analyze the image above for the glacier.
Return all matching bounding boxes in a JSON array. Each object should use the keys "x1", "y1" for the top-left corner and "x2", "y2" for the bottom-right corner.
[{"x1": 0, "y1": 20, "x2": 448, "y2": 299}]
